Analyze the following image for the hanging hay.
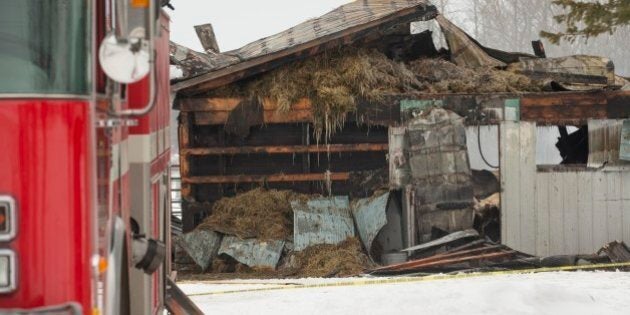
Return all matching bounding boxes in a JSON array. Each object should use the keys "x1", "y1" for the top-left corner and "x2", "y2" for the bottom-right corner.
[
  {"x1": 207, "y1": 47, "x2": 422, "y2": 142},
  {"x1": 286, "y1": 237, "x2": 373, "y2": 278},
  {"x1": 408, "y1": 58, "x2": 542, "y2": 93},
  {"x1": 206, "y1": 49, "x2": 543, "y2": 142},
  {"x1": 196, "y1": 188, "x2": 309, "y2": 241}
]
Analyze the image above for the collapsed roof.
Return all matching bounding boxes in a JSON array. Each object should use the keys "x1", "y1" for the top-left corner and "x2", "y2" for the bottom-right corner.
[{"x1": 170, "y1": 0, "x2": 625, "y2": 96}]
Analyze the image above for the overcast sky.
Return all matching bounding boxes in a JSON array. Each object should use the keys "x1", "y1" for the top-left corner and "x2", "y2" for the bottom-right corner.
[{"x1": 168, "y1": 0, "x2": 353, "y2": 52}]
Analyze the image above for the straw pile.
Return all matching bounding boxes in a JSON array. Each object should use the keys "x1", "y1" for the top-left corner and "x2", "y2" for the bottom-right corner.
[
  {"x1": 207, "y1": 48, "x2": 541, "y2": 141},
  {"x1": 208, "y1": 48, "x2": 422, "y2": 141},
  {"x1": 287, "y1": 237, "x2": 373, "y2": 277},
  {"x1": 197, "y1": 188, "x2": 308, "y2": 241}
]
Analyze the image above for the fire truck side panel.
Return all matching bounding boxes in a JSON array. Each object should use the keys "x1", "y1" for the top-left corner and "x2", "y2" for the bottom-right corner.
[
  {"x1": 126, "y1": 12, "x2": 171, "y2": 315},
  {"x1": 0, "y1": 100, "x2": 94, "y2": 312}
]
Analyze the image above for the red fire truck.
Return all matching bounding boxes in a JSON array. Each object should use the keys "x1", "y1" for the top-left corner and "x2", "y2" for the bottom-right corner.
[{"x1": 0, "y1": 1, "x2": 196, "y2": 314}]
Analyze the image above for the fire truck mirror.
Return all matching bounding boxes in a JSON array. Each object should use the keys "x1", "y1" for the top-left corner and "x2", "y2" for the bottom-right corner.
[
  {"x1": 100, "y1": 0, "x2": 156, "y2": 83},
  {"x1": 99, "y1": 33, "x2": 150, "y2": 84},
  {"x1": 131, "y1": 237, "x2": 166, "y2": 274}
]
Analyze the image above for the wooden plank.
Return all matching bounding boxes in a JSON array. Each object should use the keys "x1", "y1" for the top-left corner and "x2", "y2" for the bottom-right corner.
[
  {"x1": 622, "y1": 172, "x2": 630, "y2": 244},
  {"x1": 183, "y1": 172, "x2": 351, "y2": 184},
  {"x1": 263, "y1": 110, "x2": 313, "y2": 124},
  {"x1": 179, "y1": 97, "x2": 312, "y2": 112},
  {"x1": 500, "y1": 121, "x2": 520, "y2": 250},
  {"x1": 520, "y1": 91, "x2": 607, "y2": 107},
  {"x1": 396, "y1": 251, "x2": 518, "y2": 272},
  {"x1": 606, "y1": 171, "x2": 623, "y2": 242},
  {"x1": 172, "y1": 4, "x2": 438, "y2": 94},
  {"x1": 548, "y1": 171, "x2": 565, "y2": 255},
  {"x1": 520, "y1": 105, "x2": 607, "y2": 125},
  {"x1": 563, "y1": 171, "x2": 579, "y2": 254},
  {"x1": 182, "y1": 143, "x2": 389, "y2": 155},
  {"x1": 519, "y1": 122, "x2": 537, "y2": 255},
  {"x1": 194, "y1": 110, "x2": 313, "y2": 125},
  {"x1": 577, "y1": 171, "x2": 594, "y2": 254},
  {"x1": 178, "y1": 112, "x2": 192, "y2": 201},
  {"x1": 536, "y1": 172, "x2": 550, "y2": 256},
  {"x1": 592, "y1": 171, "x2": 609, "y2": 248}
]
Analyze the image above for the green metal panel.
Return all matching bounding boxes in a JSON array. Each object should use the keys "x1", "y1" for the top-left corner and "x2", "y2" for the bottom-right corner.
[
  {"x1": 504, "y1": 98, "x2": 520, "y2": 121},
  {"x1": 620, "y1": 120, "x2": 630, "y2": 161}
]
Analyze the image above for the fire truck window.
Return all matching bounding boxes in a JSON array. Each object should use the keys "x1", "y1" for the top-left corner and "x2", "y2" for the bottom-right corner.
[{"x1": 0, "y1": 0, "x2": 89, "y2": 95}]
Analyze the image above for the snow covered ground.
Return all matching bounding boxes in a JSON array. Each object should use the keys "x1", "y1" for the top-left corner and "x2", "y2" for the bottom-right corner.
[{"x1": 179, "y1": 271, "x2": 630, "y2": 315}]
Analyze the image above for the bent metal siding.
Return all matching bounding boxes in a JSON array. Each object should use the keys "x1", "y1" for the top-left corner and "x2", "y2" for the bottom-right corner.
[{"x1": 500, "y1": 122, "x2": 630, "y2": 256}]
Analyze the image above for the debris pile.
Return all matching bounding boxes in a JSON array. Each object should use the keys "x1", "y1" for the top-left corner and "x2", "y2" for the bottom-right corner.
[
  {"x1": 370, "y1": 230, "x2": 630, "y2": 276},
  {"x1": 409, "y1": 58, "x2": 541, "y2": 93},
  {"x1": 176, "y1": 189, "x2": 376, "y2": 278}
]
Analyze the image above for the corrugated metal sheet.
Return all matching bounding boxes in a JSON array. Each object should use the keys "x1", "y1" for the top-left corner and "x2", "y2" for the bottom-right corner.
[
  {"x1": 435, "y1": 15, "x2": 504, "y2": 68},
  {"x1": 178, "y1": 229, "x2": 222, "y2": 271},
  {"x1": 389, "y1": 126, "x2": 409, "y2": 189},
  {"x1": 353, "y1": 192, "x2": 390, "y2": 251},
  {"x1": 621, "y1": 120, "x2": 630, "y2": 161},
  {"x1": 218, "y1": 236, "x2": 285, "y2": 268},
  {"x1": 501, "y1": 122, "x2": 630, "y2": 256},
  {"x1": 292, "y1": 196, "x2": 355, "y2": 251},
  {"x1": 401, "y1": 229, "x2": 478, "y2": 253},
  {"x1": 587, "y1": 119, "x2": 623, "y2": 168}
]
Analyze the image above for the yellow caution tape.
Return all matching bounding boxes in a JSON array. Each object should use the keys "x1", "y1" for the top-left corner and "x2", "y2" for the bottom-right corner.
[{"x1": 186, "y1": 261, "x2": 630, "y2": 297}]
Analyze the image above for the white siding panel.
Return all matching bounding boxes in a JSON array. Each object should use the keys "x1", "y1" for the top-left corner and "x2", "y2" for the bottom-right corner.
[
  {"x1": 577, "y1": 172, "x2": 594, "y2": 254},
  {"x1": 606, "y1": 171, "x2": 623, "y2": 242},
  {"x1": 562, "y1": 172, "x2": 579, "y2": 254},
  {"x1": 622, "y1": 173, "x2": 630, "y2": 242},
  {"x1": 500, "y1": 122, "x2": 521, "y2": 249},
  {"x1": 501, "y1": 123, "x2": 630, "y2": 256},
  {"x1": 535, "y1": 172, "x2": 550, "y2": 256},
  {"x1": 519, "y1": 123, "x2": 537, "y2": 254},
  {"x1": 592, "y1": 172, "x2": 609, "y2": 248},
  {"x1": 500, "y1": 122, "x2": 536, "y2": 253},
  {"x1": 548, "y1": 173, "x2": 565, "y2": 255}
]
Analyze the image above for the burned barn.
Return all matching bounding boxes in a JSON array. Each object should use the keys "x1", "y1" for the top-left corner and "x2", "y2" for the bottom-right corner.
[{"x1": 170, "y1": 0, "x2": 630, "y2": 274}]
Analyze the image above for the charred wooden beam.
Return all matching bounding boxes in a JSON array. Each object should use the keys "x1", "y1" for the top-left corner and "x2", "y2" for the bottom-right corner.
[
  {"x1": 393, "y1": 250, "x2": 517, "y2": 272},
  {"x1": 520, "y1": 91, "x2": 608, "y2": 125},
  {"x1": 194, "y1": 110, "x2": 312, "y2": 125},
  {"x1": 607, "y1": 91, "x2": 630, "y2": 119},
  {"x1": 194, "y1": 23, "x2": 220, "y2": 53},
  {"x1": 178, "y1": 112, "x2": 193, "y2": 202},
  {"x1": 531, "y1": 40, "x2": 546, "y2": 58},
  {"x1": 182, "y1": 143, "x2": 388, "y2": 155},
  {"x1": 372, "y1": 244, "x2": 505, "y2": 273},
  {"x1": 183, "y1": 172, "x2": 351, "y2": 184},
  {"x1": 179, "y1": 97, "x2": 312, "y2": 112}
]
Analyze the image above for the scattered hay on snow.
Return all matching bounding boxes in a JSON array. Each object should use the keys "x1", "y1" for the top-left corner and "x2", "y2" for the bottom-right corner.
[{"x1": 196, "y1": 188, "x2": 309, "y2": 241}]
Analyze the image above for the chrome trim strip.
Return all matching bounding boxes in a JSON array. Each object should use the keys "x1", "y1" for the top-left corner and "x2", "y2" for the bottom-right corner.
[
  {"x1": 0, "y1": 196, "x2": 17, "y2": 242},
  {"x1": 0, "y1": 249, "x2": 17, "y2": 294},
  {"x1": 0, "y1": 94, "x2": 91, "y2": 100}
]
